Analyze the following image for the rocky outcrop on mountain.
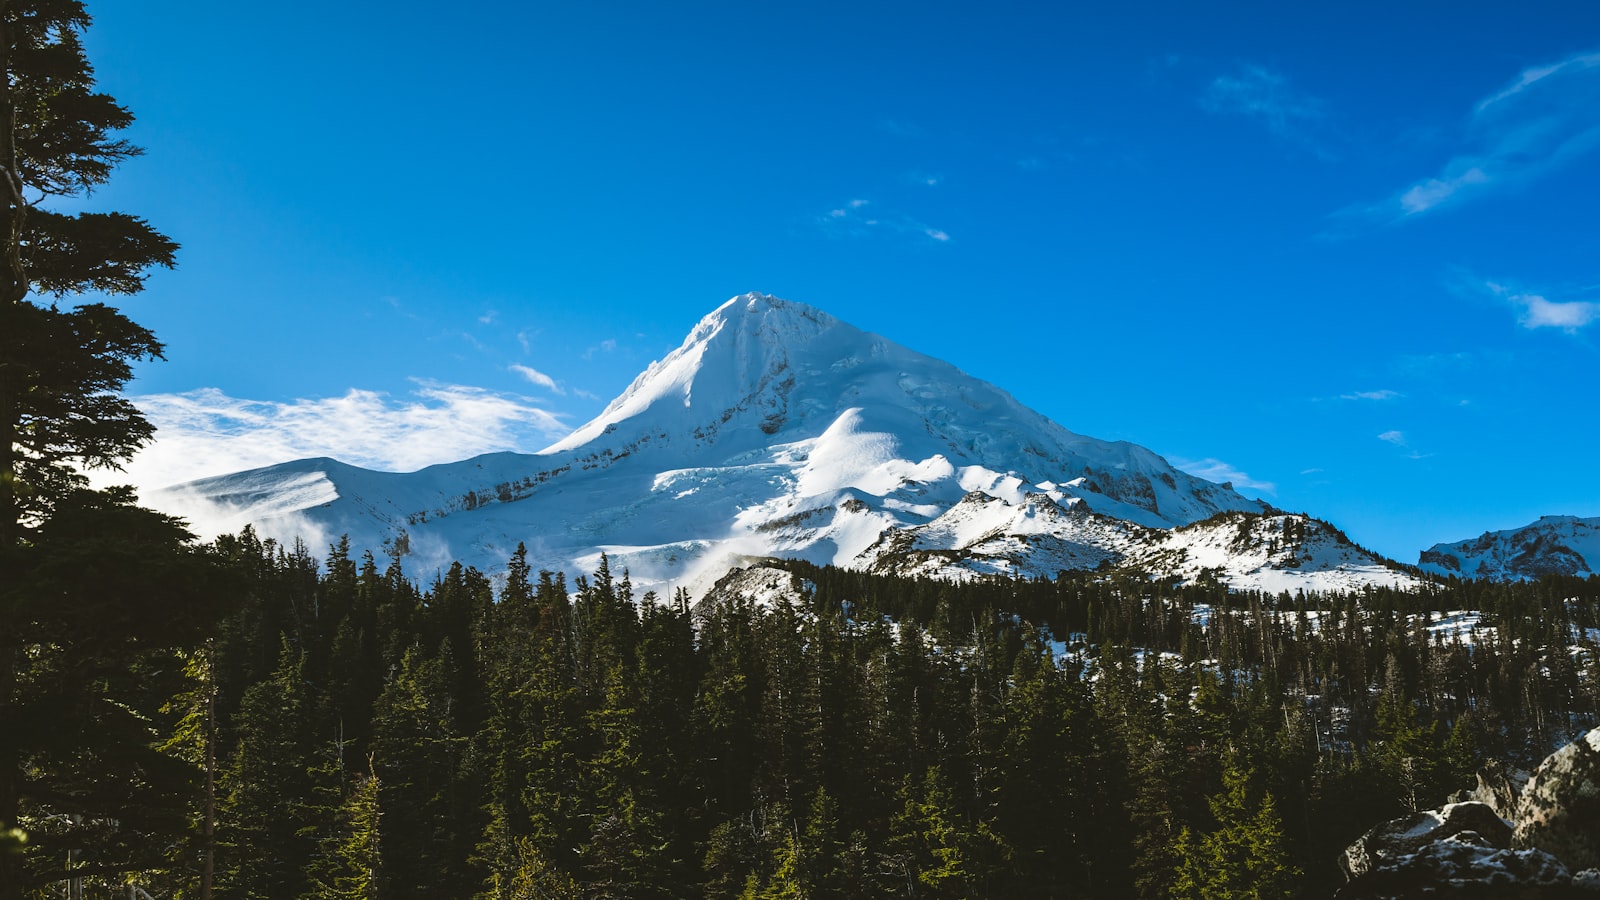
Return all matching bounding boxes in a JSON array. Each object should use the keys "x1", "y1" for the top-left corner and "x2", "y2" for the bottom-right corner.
[
  {"x1": 1340, "y1": 802, "x2": 1512, "y2": 881},
  {"x1": 1338, "y1": 835, "x2": 1588, "y2": 899},
  {"x1": 1339, "y1": 730, "x2": 1600, "y2": 898},
  {"x1": 695, "y1": 562, "x2": 811, "y2": 613},
  {"x1": 1513, "y1": 729, "x2": 1600, "y2": 871},
  {"x1": 1420, "y1": 516, "x2": 1600, "y2": 581}
]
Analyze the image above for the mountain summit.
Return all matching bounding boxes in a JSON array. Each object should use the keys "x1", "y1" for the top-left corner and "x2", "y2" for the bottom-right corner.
[
  {"x1": 544, "y1": 293, "x2": 1253, "y2": 528},
  {"x1": 155, "y1": 293, "x2": 1412, "y2": 592}
]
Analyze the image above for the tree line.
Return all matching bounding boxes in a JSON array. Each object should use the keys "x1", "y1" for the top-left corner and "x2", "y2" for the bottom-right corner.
[{"x1": 15, "y1": 534, "x2": 1596, "y2": 898}]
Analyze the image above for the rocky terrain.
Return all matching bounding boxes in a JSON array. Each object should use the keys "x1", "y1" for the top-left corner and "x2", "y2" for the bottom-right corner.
[{"x1": 1338, "y1": 730, "x2": 1600, "y2": 898}]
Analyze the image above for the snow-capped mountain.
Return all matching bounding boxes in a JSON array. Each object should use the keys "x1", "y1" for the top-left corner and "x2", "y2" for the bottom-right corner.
[
  {"x1": 153, "y1": 293, "x2": 1410, "y2": 594},
  {"x1": 1420, "y1": 516, "x2": 1600, "y2": 580},
  {"x1": 862, "y1": 501, "x2": 1419, "y2": 593}
]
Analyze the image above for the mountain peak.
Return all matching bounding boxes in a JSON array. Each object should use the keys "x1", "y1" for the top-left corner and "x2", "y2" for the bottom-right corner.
[
  {"x1": 157, "y1": 292, "x2": 1287, "y2": 593},
  {"x1": 541, "y1": 293, "x2": 859, "y2": 456},
  {"x1": 706, "y1": 292, "x2": 839, "y2": 336}
]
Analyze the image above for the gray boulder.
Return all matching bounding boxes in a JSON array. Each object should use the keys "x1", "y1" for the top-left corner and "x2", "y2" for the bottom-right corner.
[
  {"x1": 1468, "y1": 759, "x2": 1531, "y2": 821},
  {"x1": 1342, "y1": 801, "x2": 1513, "y2": 880},
  {"x1": 1337, "y1": 834, "x2": 1589, "y2": 899},
  {"x1": 1515, "y1": 730, "x2": 1600, "y2": 872}
]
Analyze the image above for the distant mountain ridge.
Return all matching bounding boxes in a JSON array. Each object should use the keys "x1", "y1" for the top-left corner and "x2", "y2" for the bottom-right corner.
[
  {"x1": 1420, "y1": 515, "x2": 1600, "y2": 580},
  {"x1": 153, "y1": 293, "x2": 1419, "y2": 594}
]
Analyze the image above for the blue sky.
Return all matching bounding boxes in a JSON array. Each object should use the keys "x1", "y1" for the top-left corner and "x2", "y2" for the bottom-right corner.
[{"x1": 76, "y1": 0, "x2": 1600, "y2": 562}]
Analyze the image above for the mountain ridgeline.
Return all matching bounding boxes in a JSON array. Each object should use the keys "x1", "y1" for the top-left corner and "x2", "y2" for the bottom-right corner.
[
  {"x1": 1421, "y1": 516, "x2": 1600, "y2": 581},
  {"x1": 155, "y1": 293, "x2": 1428, "y2": 593}
]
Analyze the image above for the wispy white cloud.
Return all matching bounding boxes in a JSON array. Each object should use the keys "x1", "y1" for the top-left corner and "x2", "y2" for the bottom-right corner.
[
  {"x1": 818, "y1": 197, "x2": 952, "y2": 244},
  {"x1": 1398, "y1": 167, "x2": 1490, "y2": 214},
  {"x1": 1340, "y1": 389, "x2": 1402, "y2": 401},
  {"x1": 1376, "y1": 430, "x2": 1431, "y2": 459},
  {"x1": 384, "y1": 295, "x2": 423, "y2": 321},
  {"x1": 827, "y1": 198, "x2": 871, "y2": 219},
  {"x1": 509, "y1": 363, "x2": 565, "y2": 394},
  {"x1": 1201, "y1": 64, "x2": 1331, "y2": 156},
  {"x1": 1520, "y1": 295, "x2": 1600, "y2": 330},
  {"x1": 1483, "y1": 280, "x2": 1600, "y2": 332},
  {"x1": 1477, "y1": 53, "x2": 1600, "y2": 112},
  {"x1": 110, "y1": 382, "x2": 570, "y2": 494},
  {"x1": 1368, "y1": 50, "x2": 1600, "y2": 218},
  {"x1": 1172, "y1": 457, "x2": 1276, "y2": 493}
]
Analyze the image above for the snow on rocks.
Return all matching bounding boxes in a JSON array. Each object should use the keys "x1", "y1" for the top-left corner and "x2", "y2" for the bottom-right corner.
[
  {"x1": 1340, "y1": 802, "x2": 1512, "y2": 881},
  {"x1": 1340, "y1": 730, "x2": 1600, "y2": 897}
]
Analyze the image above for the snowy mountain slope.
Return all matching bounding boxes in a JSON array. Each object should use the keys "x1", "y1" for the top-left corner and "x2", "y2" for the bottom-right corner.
[
  {"x1": 151, "y1": 293, "x2": 1404, "y2": 594},
  {"x1": 1420, "y1": 516, "x2": 1600, "y2": 580},
  {"x1": 860, "y1": 491, "x2": 1147, "y2": 579},
  {"x1": 859, "y1": 500, "x2": 1421, "y2": 592},
  {"x1": 1132, "y1": 512, "x2": 1422, "y2": 593}
]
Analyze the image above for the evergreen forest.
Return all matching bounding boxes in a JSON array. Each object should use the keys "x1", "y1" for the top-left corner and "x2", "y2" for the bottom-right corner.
[{"x1": 13, "y1": 532, "x2": 1600, "y2": 898}]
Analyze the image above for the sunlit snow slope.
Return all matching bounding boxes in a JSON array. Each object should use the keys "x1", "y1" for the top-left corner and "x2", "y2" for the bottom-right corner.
[
  {"x1": 153, "y1": 293, "x2": 1407, "y2": 593},
  {"x1": 1420, "y1": 516, "x2": 1600, "y2": 580}
]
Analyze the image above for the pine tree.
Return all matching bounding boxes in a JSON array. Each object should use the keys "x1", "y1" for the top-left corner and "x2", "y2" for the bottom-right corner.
[
  {"x1": 0, "y1": 5, "x2": 203, "y2": 897},
  {"x1": 305, "y1": 769, "x2": 382, "y2": 900},
  {"x1": 491, "y1": 837, "x2": 580, "y2": 900},
  {"x1": 1364, "y1": 691, "x2": 1444, "y2": 815},
  {"x1": 882, "y1": 766, "x2": 994, "y2": 900},
  {"x1": 156, "y1": 642, "x2": 220, "y2": 900},
  {"x1": 513, "y1": 570, "x2": 586, "y2": 881},
  {"x1": 1171, "y1": 751, "x2": 1301, "y2": 900},
  {"x1": 4, "y1": 489, "x2": 220, "y2": 897},
  {"x1": 992, "y1": 633, "x2": 1127, "y2": 895},
  {"x1": 0, "y1": 0, "x2": 177, "y2": 546},
  {"x1": 369, "y1": 647, "x2": 482, "y2": 897},
  {"x1": 215, "y1": 639, "x2": 321, "y2": 900}
]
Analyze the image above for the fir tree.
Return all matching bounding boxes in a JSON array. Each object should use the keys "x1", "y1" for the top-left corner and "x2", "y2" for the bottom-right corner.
[
  {"x1": 1171, "y1": 751, "x2": 1301, "y2": 900},
  {"x1": 883, "y1": 766, "x2": 994, "y2": 900},
  {"x1": 4, "y1": 489, "x2": 220, "y2": 896},
  {"x1": 0, "y1": 10, "x2": 206, "y2": 889},
  {"x1": 369, "y1": 647, "x2": 482, "y2": 897},
  {"x1": 0, "y1": 7, "x2": 199, "y2": 884},
  {"x1": 305, "y1": 768, "x2": 381, "y2": 900},
  {"x1": 215, "y1": 639, "x2": 322, "y2": 900}
]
